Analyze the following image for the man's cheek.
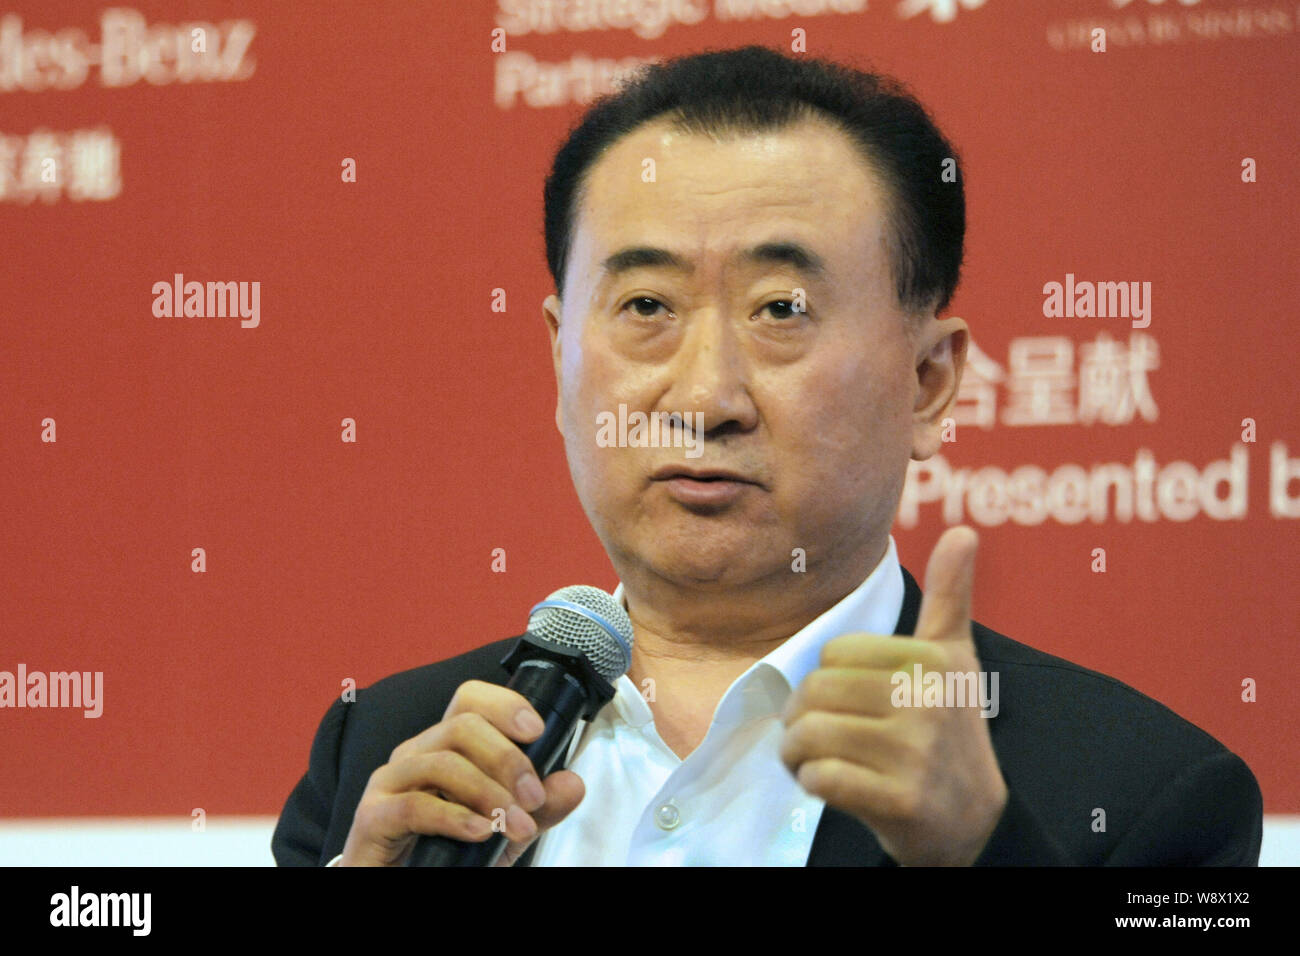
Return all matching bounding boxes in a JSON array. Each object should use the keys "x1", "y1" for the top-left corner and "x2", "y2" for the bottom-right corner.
[{"x1": 802, "y1": 416, "x2": 883, "y2": 467}]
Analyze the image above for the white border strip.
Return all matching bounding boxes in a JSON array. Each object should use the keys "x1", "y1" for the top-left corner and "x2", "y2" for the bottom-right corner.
[
  {"x1": 0, "y1": 817, "x2": 278, "y2": 867},
  {"x1": 1, "y1": 815, "x2": 1296, "y2": 866}
]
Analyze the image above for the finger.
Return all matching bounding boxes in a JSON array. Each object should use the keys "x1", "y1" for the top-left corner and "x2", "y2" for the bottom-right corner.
[
  {"x1": 389, "y1": 679, "x2": 544, "y2": 769},
  {"x1": 794, "y1": 758, "x2": 908, "y2": 824},
  {"x1": 819, "y1": 632, "x2": 945, "y2": 671},
  {"x1": 366, "y1": 789, "x2": 496, "y2": 849},
  {"x1": 783, "y1": 667, "x2": 902, "y2": 724},
  {"x1": 780, "y1": 711, "x2": 903, "y2": 776},
  {"x1": 441, "y1": 712, "x2": 550, "y2": 811},
  {"x1": 530, "y1": 769, "x2": 586, "y2": 830},
  {"x1": 915, "y1": 525, "x2": 978, "y2": 641},
  {"x1": 378, "y1": 750, "x2": 520, "y2": 827},
  {"x1": 496, "y1": 770, "x2": 586, "y2": 867},
  {"x1": 442, "y1": 679, "x2": 547, "y2": 743}
]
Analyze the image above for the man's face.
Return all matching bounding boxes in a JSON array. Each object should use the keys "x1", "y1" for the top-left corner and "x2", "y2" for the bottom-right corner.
[{"x1": 544, "y1": 113, "x2": 963, "y2": 592}]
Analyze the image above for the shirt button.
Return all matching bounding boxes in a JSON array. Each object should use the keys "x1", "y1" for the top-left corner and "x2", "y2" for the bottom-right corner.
[{"x1": 655, "y1": 802, "x2": 681, "y2": 830}]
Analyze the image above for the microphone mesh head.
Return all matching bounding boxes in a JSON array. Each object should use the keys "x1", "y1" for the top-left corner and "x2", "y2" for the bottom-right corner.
[{"x1": 527, "y1": 585, "x2": 634, "y2": 683}]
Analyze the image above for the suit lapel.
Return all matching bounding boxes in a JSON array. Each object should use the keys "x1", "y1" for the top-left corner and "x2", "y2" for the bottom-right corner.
[
  {"x1": 805, "y1": 565, "x2": 921, "y2": 866},
  {"x1": 519, "y1": 565, "x2": 923, "y2": 868}
]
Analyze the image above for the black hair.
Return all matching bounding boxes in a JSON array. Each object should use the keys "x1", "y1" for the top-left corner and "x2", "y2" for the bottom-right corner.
[{"x1": 543, "y1": 44, "x2": 965, "y2": 315}]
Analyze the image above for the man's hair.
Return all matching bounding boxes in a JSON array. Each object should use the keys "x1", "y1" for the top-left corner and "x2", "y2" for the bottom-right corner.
[{"x1": 543, "y1": 45, "x2": 965, "y2": 316}]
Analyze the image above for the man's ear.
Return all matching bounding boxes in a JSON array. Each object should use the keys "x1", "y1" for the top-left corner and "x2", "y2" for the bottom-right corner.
[
  {"x1": 911, "y1": 314, "x2": 968, "y2": 461},
  {"x1": 543, "y1": 293, "x2": 564, "y2": 434}
]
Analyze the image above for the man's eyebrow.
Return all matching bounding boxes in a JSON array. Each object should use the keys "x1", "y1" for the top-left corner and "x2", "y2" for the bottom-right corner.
[
  {"x1": 742, "y1": 241, "x2": 827, "y2": 279},
  {"x1": 598, "y1": 241, "x2": 827, "y2": 280},
  {"x1": 600, "y1": 247, "x2": 692, "y2": 278}
]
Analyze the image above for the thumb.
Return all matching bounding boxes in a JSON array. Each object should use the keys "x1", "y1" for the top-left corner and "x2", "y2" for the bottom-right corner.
[
  {"x1": 915, "y1": 525, "x2": 978, "y2": 641},
  {"x1": 496, "y1": 769, "x2": 585, "y2": 867}
]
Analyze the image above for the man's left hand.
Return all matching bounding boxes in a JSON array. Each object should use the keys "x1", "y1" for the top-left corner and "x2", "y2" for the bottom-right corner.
[{"x1": 779, "y1": 525, "x2": 1008, "y2": 866}]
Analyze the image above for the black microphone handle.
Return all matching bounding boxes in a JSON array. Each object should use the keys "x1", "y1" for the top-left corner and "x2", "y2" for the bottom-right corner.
[{"x1": 407, "y1": 659, "x2": 591, "y2": 867}]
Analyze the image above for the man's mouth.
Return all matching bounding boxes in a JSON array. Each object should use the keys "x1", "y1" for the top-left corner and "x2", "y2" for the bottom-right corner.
[
  {"x1": 649, "y1": 467, "x2": 760, "y2": 508},
  {"x1": 649, "y1": 467, "x2": 757, "y2": 484}
]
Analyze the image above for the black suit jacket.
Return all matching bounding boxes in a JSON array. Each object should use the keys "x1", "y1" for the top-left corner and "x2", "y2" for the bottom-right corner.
[{"x1": 272, "y1": 567, "x2": 1263, "y2": 866}]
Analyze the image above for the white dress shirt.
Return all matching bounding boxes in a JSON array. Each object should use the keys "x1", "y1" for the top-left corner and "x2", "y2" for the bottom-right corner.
[{"x1": 529, "y1": 536, "x2": 905, "y2": 866}]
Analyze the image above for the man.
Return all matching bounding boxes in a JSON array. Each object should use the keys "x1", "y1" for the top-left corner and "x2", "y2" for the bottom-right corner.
[{"x1": 272, "y1": 46, "x2": 1262, "y2": 866}]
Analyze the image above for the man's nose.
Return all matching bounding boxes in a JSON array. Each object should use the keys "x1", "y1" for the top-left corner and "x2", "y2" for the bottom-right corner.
[{"x1": 661, "y1": 311, "x2": 759, "y2": 435}]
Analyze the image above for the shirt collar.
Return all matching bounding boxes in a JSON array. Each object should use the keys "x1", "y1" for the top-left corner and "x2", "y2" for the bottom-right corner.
[{"x1": 758, "y1": 535, "x2": 904, "y2": 692}]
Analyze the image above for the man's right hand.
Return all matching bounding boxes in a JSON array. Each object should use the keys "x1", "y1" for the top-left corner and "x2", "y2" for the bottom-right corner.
[{"x1": 339, "y1": 680, "x2": 586, "y2": 866}]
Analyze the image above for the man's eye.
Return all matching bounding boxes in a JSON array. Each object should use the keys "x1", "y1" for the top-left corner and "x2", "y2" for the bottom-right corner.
[
  {"x1": 623, "y1": 297, "x2": 667, "y2": 318},
  {"x1": 759, "y1": 300, "x2": 800, "y2": 321}
]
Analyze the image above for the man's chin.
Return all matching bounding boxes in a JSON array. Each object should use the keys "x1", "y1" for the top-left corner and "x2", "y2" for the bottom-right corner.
[
  {"x1": 633, "y1": 540, "x2": 786, "y2": 590},
  {"x1": 594, "y1": 500, "x2": 786, "y2": 586}
]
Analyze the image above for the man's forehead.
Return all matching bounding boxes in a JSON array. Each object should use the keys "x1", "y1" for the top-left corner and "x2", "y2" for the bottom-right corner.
[
  {"x1": 568, "y1": 115, "x2": 890, "y2": 285},
  {"x1": 582, "y1": 114, "x2": 879, "y2": 209}
]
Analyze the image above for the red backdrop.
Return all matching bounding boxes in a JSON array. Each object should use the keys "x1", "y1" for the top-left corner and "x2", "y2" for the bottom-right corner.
[{"x1": 1, "y1": 0, "x2": 1296, "y2": 823}]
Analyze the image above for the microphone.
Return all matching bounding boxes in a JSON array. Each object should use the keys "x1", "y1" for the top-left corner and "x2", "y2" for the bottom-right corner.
[{"x1": 407, "y1": 585, "x2": 634, "y2": 867}]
